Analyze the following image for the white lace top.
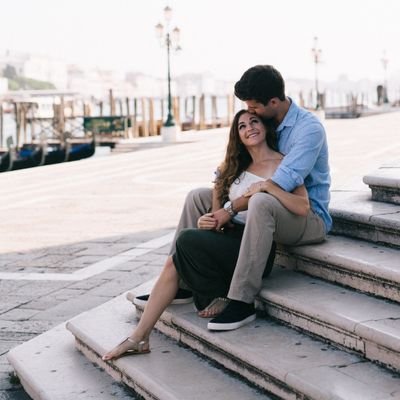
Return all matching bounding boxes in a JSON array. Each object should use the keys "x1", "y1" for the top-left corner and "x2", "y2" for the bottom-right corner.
[{"x1": 229, "y1": 171, "x2": 264, "y2": 225}]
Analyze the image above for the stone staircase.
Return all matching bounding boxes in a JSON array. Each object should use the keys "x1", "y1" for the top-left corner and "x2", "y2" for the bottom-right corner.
[{"x1": 7, "y1": 165, "x2": 400, "y2": 399}]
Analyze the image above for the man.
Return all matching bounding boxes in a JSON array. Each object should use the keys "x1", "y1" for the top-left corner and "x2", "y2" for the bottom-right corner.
[
  {"x1": 206, "y1": 64, "x2": 331, "y2": 330},
  {"x1": 136, "y1": 65, "x2": 331, "y2": 331}
]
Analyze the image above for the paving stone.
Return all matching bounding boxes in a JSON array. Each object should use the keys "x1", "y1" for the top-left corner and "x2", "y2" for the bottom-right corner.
[
  {"x1": 0, "y1": 321, "x2": 55, "y2": 335},
  {"x1": 43, "y1": 245, "x2": 88, "y2": 256},
  {"x1": 109, "y1": 260, "x2": 148, "y2": 272},
  {"x1": 11, "y1": 282, "x2": 69, "y2": 298},
  {"x1": 0, "y1": 309, "x2": 40, "y2": 322},
  {"x1": 31, "y1": 254, "x2": 78, "y2": 267},
  {"x1": 63, "y1": 255, "x2": 107, "y2": 268},
  {"x1": 50, "y1": 288, "x2": 87, "y2": 300},
  {"x1": 0, "y1": 332, "x2": 37, "y2": 343},
  {"x1": 0, "y1": 342, "x2": 21, "y2": 357},
  {"x1": 0, "y1": 283, "x2": 28, "y2": 296},
  {"x1": 0, "y1": 303, "x2": 26, "y2": 317},
  {"x1": 85, "y1": 279, "x2": 143, "y2": 298},
  {"x1": 65, "y1": 278, "x2": 108, "y2": 291},
  {"x1": 75, "y1": 242, "x2": 139, "y2": 257},
  {"x1": 30, "y1": 295, "x2": 109, "y2": 322},
  {"x1": 18, "y1": 297, "x2": 65, "y2": 311}
]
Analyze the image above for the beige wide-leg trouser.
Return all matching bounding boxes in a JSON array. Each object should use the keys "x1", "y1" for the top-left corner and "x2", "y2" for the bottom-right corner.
[{"x1": 170, "y1": 187, "x2": 326, "y2": 303}]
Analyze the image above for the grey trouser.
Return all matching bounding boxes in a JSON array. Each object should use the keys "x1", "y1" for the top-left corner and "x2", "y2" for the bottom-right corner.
[{"x1": 170, "y1": 187, "x2": 326, "y2": 303}]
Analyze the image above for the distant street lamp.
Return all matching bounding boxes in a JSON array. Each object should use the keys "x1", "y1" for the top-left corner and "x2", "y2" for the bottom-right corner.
[
  {"x1": 311, "y1": 36, "x2": 322, "y2": 110},
  {"x1": 381, "y1": 50, "x2": 389, "y2": 104},
  {"x1": 155, "y1": 5, "x2": 181, "y2": 142}
]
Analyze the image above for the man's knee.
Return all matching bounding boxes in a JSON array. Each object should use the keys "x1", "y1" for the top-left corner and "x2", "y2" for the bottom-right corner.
[
  {"x1": 248, "y1": 192, "x2": 280, "y2": 215},
  {"x1": 185, "y1": 187, "x2": 212, "y2": 207}
]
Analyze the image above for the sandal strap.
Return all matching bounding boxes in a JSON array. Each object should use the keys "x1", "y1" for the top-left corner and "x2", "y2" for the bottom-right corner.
[{"x1": 127, "y1": 338, "x2": 148, "y2": 352}]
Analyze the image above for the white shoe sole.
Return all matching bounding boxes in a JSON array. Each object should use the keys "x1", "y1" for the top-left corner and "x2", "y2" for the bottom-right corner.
[
  {"x1": 207, "y1": 313, "x2": 256, "y2": 331},
  {"x1": 133, "y1": 296, "x2": 193, "y2": 307}
]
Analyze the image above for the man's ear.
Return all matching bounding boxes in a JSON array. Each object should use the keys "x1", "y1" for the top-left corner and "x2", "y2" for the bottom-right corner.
[{"x1": 268, "y1": 98, "x2": 279, "y2": 107}]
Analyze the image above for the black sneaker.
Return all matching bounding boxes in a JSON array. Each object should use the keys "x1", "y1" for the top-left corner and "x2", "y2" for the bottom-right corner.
[
  {"x1": 207, "y1": 300, "x2": 256, "y2": 331},
  {"x1": 133, "y1": 288, "x2": 193, "y2": 307}
]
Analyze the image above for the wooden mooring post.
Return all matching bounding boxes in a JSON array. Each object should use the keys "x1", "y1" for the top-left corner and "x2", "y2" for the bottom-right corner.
[
  {"x1": 211, "y1": 96, "x2": 218, "y2": 128},
  {"x1": 109, "y1": 89, "x2": 116, "y2": 116},
  {"x1": 0, "y1": 104, "x2": 3, "y2": 147},
  {"x1": 148, "y1": 98, "x2": 157, "y2": 136},
  {"x1": 199, "y1": 94, "x2": 206, "y2": 130},
  {"x1": 141, "y1": 98, "x2": 149, "y2": 137}
]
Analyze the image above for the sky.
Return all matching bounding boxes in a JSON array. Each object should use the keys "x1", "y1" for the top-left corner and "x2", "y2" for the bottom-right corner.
[{"x1": 1, "y1": 0, "x2": 400, "y2": 84}]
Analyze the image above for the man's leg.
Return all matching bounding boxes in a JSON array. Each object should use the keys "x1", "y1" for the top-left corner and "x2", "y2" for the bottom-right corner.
[
  {"x1": 169, "y1": 187, "x2": 212, "y2": 255},
  {"x1": 208, "y1": 192, "x2": 325, "y2": 331},
  {"x1": 228, "y1": 192, "x2": 325, "y2": 303}
]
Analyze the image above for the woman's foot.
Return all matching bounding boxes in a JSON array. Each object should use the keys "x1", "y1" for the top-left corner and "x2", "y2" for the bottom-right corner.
[
  {"x1": 198, "y1": 297, "x2": 230, "y2": 318},
  {"x1": 102, "y1": 337, "x2": 150, "y2": 361}
]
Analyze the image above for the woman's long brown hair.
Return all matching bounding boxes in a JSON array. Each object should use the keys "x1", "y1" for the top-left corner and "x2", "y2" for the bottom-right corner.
[{"x1": 214, "y1": 110, "x2": 278, "y2": 205}]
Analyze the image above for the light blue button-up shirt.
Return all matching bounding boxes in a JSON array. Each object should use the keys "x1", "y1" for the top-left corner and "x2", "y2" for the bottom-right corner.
[{"x1": 271, "y1": 100, "x2": 332, "y2": 233}]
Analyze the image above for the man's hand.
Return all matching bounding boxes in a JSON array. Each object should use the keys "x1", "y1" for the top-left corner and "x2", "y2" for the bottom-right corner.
[
  {"x1": 212, "y1": 208, "x2": 232, "y2": 231},
  {"x1": 243, "y1": 180, "x2": 266, "y2": 197}
]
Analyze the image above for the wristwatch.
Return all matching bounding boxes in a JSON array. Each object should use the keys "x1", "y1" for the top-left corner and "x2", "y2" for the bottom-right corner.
[{"x1": 223, "y1": 200, "x2": 237, "y2": 217}]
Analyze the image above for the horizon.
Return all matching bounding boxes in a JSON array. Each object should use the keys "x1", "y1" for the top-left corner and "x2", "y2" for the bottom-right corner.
[{"x1": 1, "y1": 0, "x2": 399, "y2": 86}]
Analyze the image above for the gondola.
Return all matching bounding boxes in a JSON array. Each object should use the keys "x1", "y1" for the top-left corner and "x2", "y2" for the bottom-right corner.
[
  {"x1": 11, "y1": 143, "x2": 46, "y2": 170},
  {"x1": 66, "y1": 136, "x2": 96, "y2": 162},
  {"x1": 0, "y1": 148, "x2": 12, "y2": 172},
  {"x1": 43, "y1": 140, "x2": 69, "y2": 165}
]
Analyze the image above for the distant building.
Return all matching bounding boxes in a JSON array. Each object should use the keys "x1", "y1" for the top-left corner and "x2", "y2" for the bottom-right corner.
[
  {"x1": 0, "y1": 77, "x2": 8, "y2": 95},
  {"x1": 0, "y1": 50, "x2": 68, "y2": 89}
]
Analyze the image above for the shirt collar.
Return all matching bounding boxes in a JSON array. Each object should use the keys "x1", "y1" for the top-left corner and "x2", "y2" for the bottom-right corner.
[{"x1": 276, "y1": 97, "x2": 299, "y2": 133}]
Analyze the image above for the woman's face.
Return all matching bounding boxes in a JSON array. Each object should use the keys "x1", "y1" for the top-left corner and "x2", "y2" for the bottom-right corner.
[{"x1": 237, "y1": 112, "x2": 266, "y2": 148}]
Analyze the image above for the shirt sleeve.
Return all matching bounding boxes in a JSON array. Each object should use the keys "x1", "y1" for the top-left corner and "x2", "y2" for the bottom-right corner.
[{"x1": 271, "y1": 121, "x2": 325, "y2": 192}]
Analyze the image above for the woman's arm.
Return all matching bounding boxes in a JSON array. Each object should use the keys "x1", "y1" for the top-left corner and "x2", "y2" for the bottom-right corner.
[{"x1": 244, "y1": 180, "x2": 310, "y2": 217}]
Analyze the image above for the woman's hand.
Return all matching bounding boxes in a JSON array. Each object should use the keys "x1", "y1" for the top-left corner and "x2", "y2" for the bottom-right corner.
[
  {"x1": 197, "y1": 213, "x2": 218, "y2": 230},
  {"x1": 243, "y1": 181, "x2": 266, "y2": 197}
]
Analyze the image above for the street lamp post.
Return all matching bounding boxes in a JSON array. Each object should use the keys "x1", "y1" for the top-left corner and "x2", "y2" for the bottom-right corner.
[
  {"x1": 311, "y1": 36, "x2": 322, "y2": 110},
  {"x1": 155, "y1": 6, "x2": 181, "y2": 142}
]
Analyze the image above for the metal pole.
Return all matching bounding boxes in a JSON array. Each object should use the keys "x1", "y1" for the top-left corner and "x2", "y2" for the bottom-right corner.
[
  {"x1": 165, "y1": 32, "x2": 175, "y2": 127},
  {"x1": 314, "y1": 57, "x2": 319, "y2": 103},
  {"x1": 0, "y1": 104, "x2": 3, "y2": 147}
]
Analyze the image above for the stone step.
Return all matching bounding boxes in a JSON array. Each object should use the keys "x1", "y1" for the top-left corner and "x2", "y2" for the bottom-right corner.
[
  {"x1": 65, "y1": 294, "x2": 271, "y2": 400},
  {"x1": 276, "y1": 235, "x2": 400, "y2": 302},
  {"x1": 330, "y1": 191, "x2": 400, "y2": 247},
  {"x1": 257, "y1": 266, "x2": 400, "y2": 371},
  {"x1": 363, "y1": 162, "x2": 400, "y2": 205},
  {"x1": 123, "y1": 286, "x2": 400, "y2": 399},
  {"x1": 6, "y1": 324, "x2": 139, "y2": 400}
]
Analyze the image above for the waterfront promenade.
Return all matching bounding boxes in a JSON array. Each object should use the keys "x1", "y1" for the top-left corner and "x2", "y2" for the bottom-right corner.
[{"x1": 1, "y1": 110, "x2": 400, "y2": 399}]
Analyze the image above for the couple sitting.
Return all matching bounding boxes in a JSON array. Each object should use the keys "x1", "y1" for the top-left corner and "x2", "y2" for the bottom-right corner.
[{"x1": 103, "y1": 65, "x2": 331, "y2": 360}]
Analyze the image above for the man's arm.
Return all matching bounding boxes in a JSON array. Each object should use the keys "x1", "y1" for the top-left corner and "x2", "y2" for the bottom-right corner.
[{"x1": 271, "y1": 122, "x2": 325, "y2": 192}]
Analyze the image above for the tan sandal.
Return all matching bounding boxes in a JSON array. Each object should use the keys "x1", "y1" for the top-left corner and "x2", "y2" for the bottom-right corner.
[
  {"x1": 198, "y1": 298, "x2": 230, "y2": 319},
  {"x1": 102, "y1": 337, "x2": 150, "y2": 361}
]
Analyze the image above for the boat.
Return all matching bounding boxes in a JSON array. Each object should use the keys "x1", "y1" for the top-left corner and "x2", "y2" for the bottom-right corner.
[
  {"x1": 0, "y1": 148, "x2": 12, "y2": 172},
  {"x1": 43, "y1": 140, "x2": 69, "y2": 165},
  {"x1": 66, "y1": 137, "x2": 96, "y2": 162},
  {"x1": 11, "y1": 143, "x2": 46, "y2": 170}
]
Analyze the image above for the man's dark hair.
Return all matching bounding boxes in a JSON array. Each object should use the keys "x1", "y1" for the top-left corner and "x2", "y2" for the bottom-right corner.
[{"x1": 234, "y1": 65, "x2": 286, "y2": 105}]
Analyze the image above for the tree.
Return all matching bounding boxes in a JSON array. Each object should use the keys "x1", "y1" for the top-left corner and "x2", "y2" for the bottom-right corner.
[{"x1": 3, "y1": 64, "x2": 17, "y2": 80}]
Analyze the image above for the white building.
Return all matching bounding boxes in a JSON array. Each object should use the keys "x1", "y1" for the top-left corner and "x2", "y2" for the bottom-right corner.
[
  {"x1": 0, "y1": 50, "x2": 68, "y2": 89},
  {"x1": 0, "y1": 77, "x2": 8, "y2": 95}
]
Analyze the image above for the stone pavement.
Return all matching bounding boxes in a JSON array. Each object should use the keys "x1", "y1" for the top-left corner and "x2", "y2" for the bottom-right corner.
[{"x1": 1, "y1": 111, "x2": 400, "y2": 399}]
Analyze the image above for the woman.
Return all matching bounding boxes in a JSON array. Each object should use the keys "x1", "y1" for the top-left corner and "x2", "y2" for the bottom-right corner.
[{"x1": 102, "y1": 110, "x2": 309, "y2": 360}]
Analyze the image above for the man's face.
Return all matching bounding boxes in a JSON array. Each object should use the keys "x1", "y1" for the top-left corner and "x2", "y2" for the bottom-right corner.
[{"x1": 245, "y1": 99, "x2": 275, "y2": 119}]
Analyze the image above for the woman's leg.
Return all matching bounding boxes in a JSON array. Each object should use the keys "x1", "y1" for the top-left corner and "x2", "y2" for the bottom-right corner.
[{"x1": 102, "y1": 256, "x2": 179, "y2": 360}]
